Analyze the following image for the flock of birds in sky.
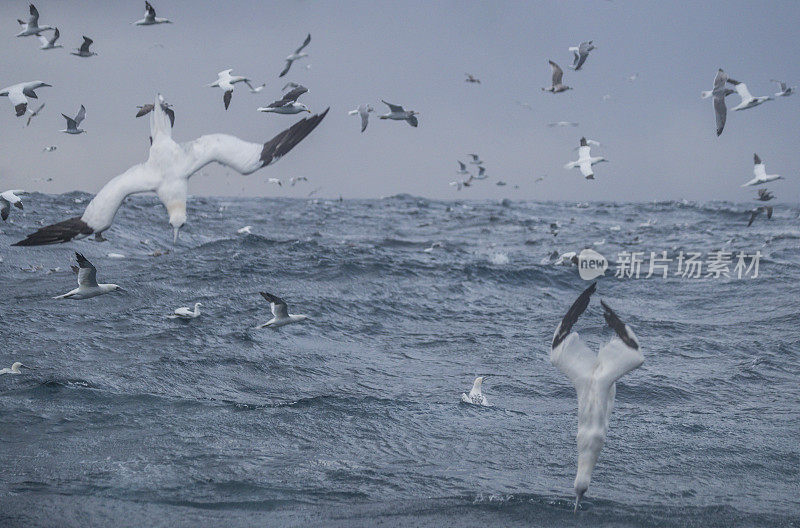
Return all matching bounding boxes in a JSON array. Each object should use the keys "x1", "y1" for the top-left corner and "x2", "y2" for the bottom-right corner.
[{"x1": 0, "y1": 2, "x2": 796, "y2": 515}]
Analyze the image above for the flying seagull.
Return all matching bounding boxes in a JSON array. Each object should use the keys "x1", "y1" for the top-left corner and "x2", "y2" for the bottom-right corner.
[
  {"x1": 53, "y1": 253, "x2": 124, "y2": 299},
  {"x1": 770, "y1": 79, "x2": 794, "y2": 97},
  {"x1": 37, "y1": 27, "x2": 61, "y2": 49},
  {"x1": 449, "y1": 175, "x2": 474, "y2": 191},
  {"x1": 564, "y1": 137, "x2": 607, "y2": 179},
  {"x1": 465, "y1": 73, "x2": 481, "y2": 84},
  {"x1": 290, "y1": 176, "x2": 308, "y2": 186},
  {"x1": 208, "y1": 69, "x2": 252, "y2": 110},
  {"x1": 257, "y1": 291, "x2": 309, "y2": 328},
  {"x1": 551, "y1": 282, "x2": 644, "y2": 513},
  {"x1": 568, "y1": 41, "x2": 596, "y2": 70},
  {"x1": 747, "y1": 206, "x2": 773, "y2": 227},
  {"x1": 136, "y1": 97, "x2": 175, "y2": 127},
  {"x1": 0, "y1": 362, "x2": 31, "y2": 375},
  {"x1": 729, "y1": 79, "x2": 772, "y2": 111},
  {"x1": 134, "y1": 1, "x2": 171, "y2": 25},
  {"x1": 348, "y1": 104, "x2": 374, "y2": 132},
  {"x1": 16, "y1": 4, "x2": 53, "y2": 37},
  {"x1": 168, "y1": 302, "x2": 202, "y2": 319},
  {"x1": 71, "y1": 36, "x2": 97, "y2": 57},
  {"x1": 0, "y1": 81, "x2": 51, "y2": 117},
  {"x1": 467, "y1": 153, "x2": 484, "y2": 165},
  {"x1": 475, "y1": 166, "x2": 488, "y2": 180},
  {"x1": 710, "y1": 69, "x2": 735, "y2": 136},
  {"x1": 268, "y1": 178, "x2": 282, "y2": 186},
  {"x1": 257, "y1": 85, "x2": 310, "y2": 114},
  {"x1": 26, "y1": 102, "x2": 45, "y2": 126},
  {"x1": 741, "y1": 153, "x2": 782, "y2": 187},
  {"x1": 543, "y1": 61, "x2": 571, "y2": 93},
  {"x1": 279, "y1": 34, "x2": 311, "y2": 77},
  {"x1": 755, "y1": 188, "x2": 774, "y2": 202},
  {"x1": 379, "y1": 100, "x2": 419, "y2": 127},
  {"x1": 1, "y1": 190, "x2": 25, "y2": 221},
  {"x1": 14, "y1": 95, "x2": 328, "y2": 246},
  {"x1": 60, "y1": 105, "x2": 86, "y2": 134},
  {"x1": 461, "y1": 376, "x2": 489, "y2": 406},
  {"x1": 456, "y1": 161, "x2": 469, "y2": 175}
]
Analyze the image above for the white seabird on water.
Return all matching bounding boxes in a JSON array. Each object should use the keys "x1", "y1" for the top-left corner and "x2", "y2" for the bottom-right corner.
[
  {"x1": 771, "y1": 79, "x2": 794, "y2": 97},
  {"x1": 14, "y1": 95, "x2": 328, "y2": 246},
  {"x1": 37, "y1": 27, "x2": 61, "y2": 49},
  {"x1": 256, "y1": 291, "x2": 308, "y2": 328},
  {"x1": 133, "y1": 2, "x2": 171, "y2": 25},
  {"x1": 60, "y1": 105, "x2": 86, "y2": 134},
  {"x1": 279, "y1": 34, "x2": 311, "y2": 77},
  {"x1": 257, "y1": 85, "x2": 310, "y2": 115},
  {"x1": 208, "y1": 69, "x2": 252, "y2": 110},
  {"x1": 461, "y1": 376, "x2": 489, "y2": 406},
  {"x1": 16, "y1": 4, "x2": 53, "y2": 37},
  {"x1": 168, "y1": 302, "x2": 202, "y2": 319},
  {"x1": 0, "y1": 362, "x2": 31, "y2": 375},
  {"x1": 543, "y1": 61, "x2": 571, "y2": 93},
  {"x1": 1, "y1": 190, "x2": 26, "y2": 221},
  {"x1": 379, "y1": 100, "x2": 419, "y2": 127},
  {"x1": 569, "y1": 41, "x2": 596, "y2": 70},
  {"x1": 348, "y1": 104, "x2": 374, "y2": 133},
  {"x1": 564, "y1": 137, "x2": 607, "y2": 179},
  {"x1": 54, "y1": 253, "x2": 124, "y2": 300},
  {"x1": 729, "y1": 79, "x2": 772, "y2": 111},
  {"x1": 26, "y1": 102, "x2": 45, "y2": 126},
  {"x1": 237, "y1": 225, "x2": 252, "y2": 234},
  {"x1": 0, "y1": 81, "x2": 51, "y2": 117},
  {"x1": 71, "y1": 36, "x2": 97, "y2": 57},
  {"x1": 550, "y1": 282, "x2": 644, "y2": 513},
  {"x1": 741, "y1": 153, "x2": 782, "y2": 187}
]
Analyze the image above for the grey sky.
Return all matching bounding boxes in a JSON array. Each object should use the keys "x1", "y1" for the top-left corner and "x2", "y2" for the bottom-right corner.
[{"x1": 1, "y1": 0, "x2": 798, "y2": 202}]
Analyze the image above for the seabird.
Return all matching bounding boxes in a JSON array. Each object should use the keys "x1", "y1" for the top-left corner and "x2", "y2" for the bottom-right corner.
[
  {"x1": 136, "y1": 97, "x2": 175, "y2": 127},
  {"x1": 548, "y1": 121, "x2": 579, "y2": 127},
  {"x1": 465, "y1": 73, "x2": 481, "y2": 84},
  {"x1": 747, "y1": 206, "x2": 773, "y2": 227},
  {"x1": 0, "y1": 81, "x2": 51, "y2": 117},
  {"x1": 54, "y1": 253, "x2": 124, "y2": 299},
  {"x1": 268, "y1": 178, "x2": 282, "y2": 186},
  {"x1": 257, "y1": 85, "x2": 310, "y2": 114},
  {"x1": 755, "y1": 188, "x2": 774, "y2": 202},
  {"x1": 256, "y1": 291, "x2": 308, "y2": 328},
  {"x1": 742, "y1": 153, "x2": 782, "y2": 187},
  {"x1": 60, "y1": 105, "x2": 86, "y2": 134},
  {"x1": 569, "y1": 41, "x2": 596, "y2": 70},
  {"x1": 14, "y1": 95, "x2": 328, "y2": 246},
  {"x1": 71, "y1": 36, "x2": 97, "y2": 57},
  {"x1": 496, "y1": 181, "x2": 507, "y2": 186},
  {"x1": 449, "y1": 175, "x2": 474, "y2": 191},
  {"x1": 37, "y1": 27, "x2": 61, "y2": 49},
  {"x1": 564, "y1": 137, "x2": 607, "y2": 179},
  {"x1": 710, "y1": 69, "x2": 735, "y2": 136},
  {"x1": 208, "y1": 69, "x2": 252, "y2": 110},
  {"x1": 290, "y1": 176, "x2": 308, "y2": 186},
  {"x1": 1, "y1": 190, "x2": 26, "y2": 221},
  {"x1": 461, "y1": 376, "x2": 489, "y2": 406},
  {"x1": 42, "y1": 146, "x2": 57, "y2": 152},
  {"x1": 237, "y1": 225, "x2": 252, "y2": 234},
  {"x1": 468, "y1": 154, "x2": 484, "y2": 165},
  {"x1": 246, "y1": 82, "x2": 266, "y2": 93},
  {"x1": 16, "y1": 4, "x2": 53, "y2": 37},
  {"x1": 379, "y1": 100, "x2": 419, "y2": 127},
  {"x1": 168, "y1": 302, "x2": 202, "y2": 319},
  {"x1": 475, "y1": 166, "x2": 488, "y2": 180},
  {"x1": 550, "y1": 283, "x2": 644, "y2": 513},
  {"x1": 729, "y1": 79, "x2": 772, "y2": 111},
  {"x1": 771, "y1": 79, "x2": 794, "y2": 97},
  {"x1": 279, "y1": 34, "x2": 311, "y2": 77},
  {"x1": 0, "y1": 362, "x2": 31, "y2": 375},
  {"x1": 133, "y1": 1, "x2": 171, "y2": 25},
  {"x1": 282, "y1": 82, "x2": 301, "y2": 92},
  {"x1": 26, "y1": 102, "x2": 45, "y2": 126},
  {"x1": 348, "y1": 104, "x2": 374, "y2": 132},
  {"x1": 456, "y1": 161, "x2": 469, "y2": 175},
  {"x1": 543, "y1": 61, "x2": 571, "y2": 93}
]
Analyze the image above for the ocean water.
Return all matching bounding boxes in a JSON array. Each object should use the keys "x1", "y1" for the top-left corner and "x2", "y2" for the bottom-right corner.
[{"x1": 1, "y1": 193, "x2": 799, "y2": 527}]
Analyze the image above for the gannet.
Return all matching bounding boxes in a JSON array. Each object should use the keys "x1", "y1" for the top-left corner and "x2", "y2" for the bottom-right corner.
[
  {"x1": 461, "y1": 376, "x2": 489, "y2": 406},
  {"x1": 14, "y1": 95, "x2": 328, "y2": 246},
  {"x1": 71, "y1": 36, "x2": 97, "y2": 57},
  {"x1": 60, "y1": 105, "x2": 86, "y2": 134},
  {"x1": 747, "y1": 206, "x2": 773, "y2": 227},
  {"x1": 468, "y1": 154, "x2": 484, "y2": 165},
  {"x1": 0, "y1": 362, "x2": 31, "y2": 375},
  {"x1": 771, "y1": 79, "x2": 794, "y2": 97},
  {"x1": 550, "y1": 282, "x2": 644, "y2": 513},
  {"x1": 729, "y1": 79, "x2": 772, "y2": 111},
  {"x1": 564, "y1": 137, "x2": 607, "y2": 179},
  {"x1": 755, "y1": 188, "x2": 774, "y2": 202},
  {"x1": 542, "y1": 61, "x2": 571, "y2": 93},
  {"x1": 169, "y1": 302, "x2": 202, "y2": 319},
  {"x1": 54, "y1": 253, "x2": 124, "y2": 299},
  {"x1": 37, "y1": 27, "x2": 61, "y2": 49},
  {"x1": 0, "y1": 81, "x2": 51, "y2": 117},
  {"x1": 26, "y1": 102, "x2": 45, "y2": 126},
  {"x1": 256, "y1": 291, "x2": 308, "y2": 328},
  {"x1": 133, "y1": 1, "x2": 171, "y2": 25},
  {"x1": 237, "y1": 225, "x2": 252, "y2": 234},
  {"x1": 16, "y1": 4, "x2": 53, "y2": 37},
  {"x1": 279, "y1": 34, "x2": 311, "y2": 77},
  {"x1": 268, "y1": 178, "x2": 282, "y2": 186},
  {"x1": 379, "y1": 100, "x2": 419, "y2": 127},
  {"x1": 290, "y1": 176, "x2": 308, "y2": 186},
  {"x1": 710, "y1": 69, "x2": 735, "y2": 136},
  {"x1": 465, "y1": 73, "x2": 481, "y2": 84},
  {"x1": 742, "y1": 153, "x2": 782, "y2": 187},
  {"x1": 569, "y1": 41, "x2": 596, "y2": 70},
  {"x1": 208, "y1": 69, "x2": 252, "y2": 110},
  {"x1": 348, "y1": 104, "x2": 374, "y2": 133},
  {"x1": 1, "y1": 190, "x2": 26, "y2": 221},
  {"x1": 257, "y1": 85, "x2": 310, "y2": 114}
]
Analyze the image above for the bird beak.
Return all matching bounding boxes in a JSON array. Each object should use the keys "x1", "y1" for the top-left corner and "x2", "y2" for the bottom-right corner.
[
  {"x1": 20, "y1": 364, "x2": 32, "y2": 370},
  {"x1": 574, "y1": 491, "x2": 584, "y2": 514},
  {"x1": 117, "y1": 287, "x2": 128, "y2": 293},
  {"x1": 172, "y1": 226, "x2": 180, "y2": 244},
  {"x1": 42, "y1": 83, "x2": 52, "y2": 87}
]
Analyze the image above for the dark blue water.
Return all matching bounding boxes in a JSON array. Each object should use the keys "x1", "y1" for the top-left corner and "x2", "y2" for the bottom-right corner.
[{"x1": 1, "y1": 193, "x2": 799, "y2": 527}]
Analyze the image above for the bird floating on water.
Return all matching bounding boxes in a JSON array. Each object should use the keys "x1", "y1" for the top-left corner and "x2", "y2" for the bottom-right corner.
[
  {"x1": 134, "y1": 1, "x2": 171, "y2": 25},
  {"x1": 0, "y1": 81, "x2": 51, "y2": 117},
  {"x1": 14, "y1": 95, "x2": 328, "y2": 246},
  {"x1": 168, "y1": 302, "x2": 202, "y2": 319},
  {"x1": 257, "y1": 292, "x2": 308, "y2": 328},
  {"x1": 0, "y1": 362, "x2": 31, "y2": 375},
  {"x1": 770, "y1": 79, "x2": 794, "y2": 97},
  {"x1": 71, "y1": 36, "x2": 97, "y2": 57},
  {"x1": 348, "y1": 104, "x2": 374, "y2": 133},
  {"x1": 208, "y1": 69, "x2": 252, "y2": 110},
  {"x1": 564, "y1": 138, "x2": 607, "y2": 179},
  {"x1": 60, "y1": 105, "x2": 86, "y2": 134},
  {"x1": 279, "y1": 34, "x2": 311, "y2": 77},
  {"x1": 1, "y1": 190, "x2": 26, "y2": 221},
  {"x1": 461, "y1": 376, "x2": 489, "y2": 406},
  {"x1": 543, "y1": 61, "x2": 571, "y2": 93},
  {"x1": 742, "y1": 153, "x2": 781, "y2": 187},
  {"x1": 551, "y1": 282, "x2": 644, "y2": 514},
  {"x1": 379, "y1": 100, "x2": 419, "y2": 127},
  {"x1": 257, "y1": 85, "x2": 310, "y2": 114},
  {"x1": 568, "y1": 41, "x2": 596, "y2": 70},
  {"x1": 54, "y1": 253, "x2": 124, "y2": 300},
  {"x1": 16, "y1": 4, "x2": 53, "y2": 37},
  {"x1": 237, "y1": 225, "x2": 252, "y2": 234},
  {"x1": 37, "y1": 27, "x2": 61, "y2": 49}
]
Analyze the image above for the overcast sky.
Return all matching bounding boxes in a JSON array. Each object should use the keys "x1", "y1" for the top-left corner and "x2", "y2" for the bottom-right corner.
[{"x1": 1, "y1": 0, "x2": 799, "y2": 202}]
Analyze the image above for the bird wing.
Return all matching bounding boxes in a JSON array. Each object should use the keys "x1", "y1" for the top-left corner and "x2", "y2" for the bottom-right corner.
[
  {"x1": 80, "y1": 36, "x2": 93, "y2": 53},
  {"x1": 595, "y1": 301, "x2": 643, "y2": 389},
  {"x1": 282, "y1": 85, "x2": 308, "y2": 102},
  {"x1": 713, "y1": 93, "x2": 727, "y2": 136},
  {"x1": 74, "y1": 105, "x2": 86, "y2": 125},
  {"x1": 549, "y1": 61, "x2": 564, "y2": 85},
  {"x1": 8, "y1": 88, "x2": 28, "y2": 117},
  {"x1": 358, "y1": 105, "x2": 369, "y2": 132},
  {"x1": 458, "y1": 161, "x2": 466, "y2": 170},
  {"x1": 579, "y1": 161, "x2": 594, "y2": 178},
  {"x1": 62, "y1": 113, "x2": 77, "y2": 129},
  {"x1": 0, "y1": 201, "x2": 9, "y2": 221},
  {"x1": 747, "y1": 209, "x2": 759, "y2": 227},
  {"x1": 406, "y1": 115, "x2": 418, "y2": 127},
  {"x1": 766, "y1": 206, "x2": 773, "y2": 219},
  {"x1": 223, "y1": 90, "x2": 232, "y2": 110},
  {"x1": 295, "y1": 33, "x2": 311, "y2": 54},
  {"x1": 260, "y1": 291, "x2": 289, "y2": 318},
  {"x1": 734, "y1": 82, "x2": 753, "y2": 101},
  {"x1": 29, "y1": 3, "x2": 40, "y2": 25},
  {"x1": 279, "y1": 61, "x2": 292, "y2": 78},
  {"x1": 135, "y1": 104, "x2": 154, "y2": 117},
  {"x1": 51, "y1": 27, "x2": 60, "y2": 43},
  {"x1": 75, "y1": 252, "x2": 99, "y2": 287},
  {"x1": 144, "y1": 1, "x2": 156, "y2": 20},
  {"x1": 381, "y1": 100, "x2": 405, "y2": 113}
]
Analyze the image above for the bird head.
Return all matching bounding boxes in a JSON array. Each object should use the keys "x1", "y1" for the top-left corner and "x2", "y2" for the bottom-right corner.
[
  {"x1": 573, "y1": 478, "x2": 589, "y2": 513},
  {"x1": 297, "y1": 103, "x2": 311, "y2": 113},
  {"x1": 11, "y1": 362, "x2": 30, "y2": 371}
]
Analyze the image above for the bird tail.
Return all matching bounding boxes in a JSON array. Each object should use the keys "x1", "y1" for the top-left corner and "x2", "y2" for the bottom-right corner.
[{"x1": 150, "y1": 94, "x2": 172, "y2": 141}]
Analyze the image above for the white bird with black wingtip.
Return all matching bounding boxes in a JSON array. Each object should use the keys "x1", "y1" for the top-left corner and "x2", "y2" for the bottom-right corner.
[
  {"x1": 0, "y1": 81, "x2": 51, "y2": 117},
  {"x1": 16, "y1": 4, "x2": 54, "y2": 37},
  {"x1": 565, "y1": 138, "x2": 607, "y2": 179},
  {"x1": 256, "y1": 292, "x2": 309, "y2": 328},
  {"x1": 741, "y1": 153, "x2": 782, "y2": 187},
  {"x1": 54, "y1": 253, "x2": 124, "y2": 300},
  {"x1": 461, "y1": 376, "x2": 490, "y2": 406},
  {"x1": 208, "y1": 69, "x2": 252, "y2": 110},
  {"x1": 1, "y1": 190, "x2": 26, "y2": 221},
  {"x1": 134, "y1": 1, "x2": 171, "y2": 25}
]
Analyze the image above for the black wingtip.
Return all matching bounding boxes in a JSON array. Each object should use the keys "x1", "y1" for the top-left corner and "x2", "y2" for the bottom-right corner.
[
  {"x1": 552, "y1": 282, "x2": 597, "y2": 349},
  {"x1": 12, "y1": 216, "x2": 93, "y2": 246},
  {"x1": 260, "y1": 108, "x2": 329, "y2": 167},
  {"x1": 754, "y1": 153, "x2": 761, "y2": 164},
  {"x1": 600, "y1": 300, "x2": 639, "y2": 350}
]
